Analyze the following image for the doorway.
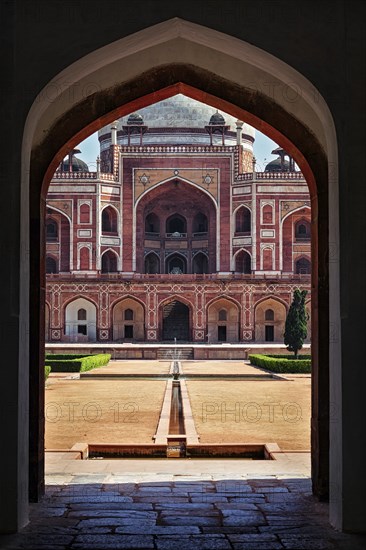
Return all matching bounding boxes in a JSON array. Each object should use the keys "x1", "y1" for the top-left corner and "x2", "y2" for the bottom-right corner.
[
  {"x1": 162, "y1": 300, "x2": 190, "y2": 341},
  {"x1": 218, "y1": 325, "x2": 227, "y2": 342},
  {"x1": 265, "y1": 325, "x2": 274, "y2": 342}
]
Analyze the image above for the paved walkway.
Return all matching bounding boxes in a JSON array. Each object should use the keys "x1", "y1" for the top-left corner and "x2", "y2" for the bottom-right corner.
[{"x1": 1, "y1": 455, "x2": 366, "y2": 549}]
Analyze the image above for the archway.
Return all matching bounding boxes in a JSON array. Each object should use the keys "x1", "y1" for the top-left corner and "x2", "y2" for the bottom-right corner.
[
  {"x1": 64, "y1": 298, "x2": 97, "y2": 342},
  {"x1": 296, "y1": 256, "x2": 312, "y2": 274},
  {"x1": 101, "y1": 206, "x2": 118, "y2": 234},
  {"x1": 235, "y1": 249, "x2": 251, "y2": 274},
  {"x1": 162, "y1": 299, "x2": 190, "y2": 341},
  {"x1": 112, "y1": 298, "x2": 144, "y2": 341},
  {"x1": 192, "y1": 252, "x2": 208, "y2": 274},
  {"x1": 254, "y1": 297, "x2": 287, "y2": 342},
  {"x1": 235, "y1": 205, "x2": 251, "y2": 234},
  {"x1": 144, "y1": 252, "x2": 160, "y2": 274},
  {"x1": 20, "y1": 18, "x2": 338, "y2": 527},
  {"x1": 166, "y1": 214, "x2": 187, "y2": 235},
  {"x1": 207, "y1": 298, "x2": 240, "y2": 342},
  {"x1": 166, "y1": 253, "x2": 187, "y2": 274},
  {"x1": 101, "y1": 250, "x2": 118, "y2": 273},
  {"x1": 136, "y1": 178, "x2": 217, "y2": 274},
  {"x1": 45, "y1": 256, "x2": 57, "y2": 274}
]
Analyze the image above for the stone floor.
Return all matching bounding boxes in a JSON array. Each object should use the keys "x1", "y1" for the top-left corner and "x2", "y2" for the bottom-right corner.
[{"x1": 1, "y1": 457, "x2": 366, "y2": 550}]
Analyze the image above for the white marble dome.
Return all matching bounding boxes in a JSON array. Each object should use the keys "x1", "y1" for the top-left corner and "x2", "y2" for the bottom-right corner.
[{"x1": 98, "y1": 94, "x2": 255, "y2": 149}]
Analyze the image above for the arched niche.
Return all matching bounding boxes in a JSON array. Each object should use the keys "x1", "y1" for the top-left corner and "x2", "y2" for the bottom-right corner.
[
  {"x1": 144, "y1": 252, "x2": 160, "y2": 274},
  {"x1": 165, "y1": 253, "x2": 187, "y2": 274},
  {"x1": 166, "y1": 214, "x2": 187, "y2": 235},
  {"x1": 101, "y1": 206, "x2": 118, "y2": 234},
  {"x1": 64, "y1": 298, "x2": 97, "y2": 342},
  {"x1": 192, "y1": 252, "x2": 208, "y2": 274},
  {"x1": 296, "y1": 256, "x2": 311, "y2": 275},
  {"x1": 145, "y1": 213, "x2": 160, "y2": 234},
  {"x1": 254, "y1": 298, "x2": 287, "y2": 342},
  {"x1": 112, "y1": 298, "x2": 144, "y2": 341},
  {"x1": 101, "y1": 250, "x2": 118, "y2": 273},
  {"x1": 135, "y1": 179, "x2": 217, "y2": 274},
  {"x1": 207, "y1": 298, "x2": 240, "y2": 342},
  {"x1": 45, "y1": 256, "x2": 58, "y2": 274},
  {"x1": 161, "y1": 299, "x2": 190, "y2": 341},
  {"x1": 235, "y1": 206, "x2": 251, "y2": 234},
  {"x1": 235, "y1": 249, "x2": 251, "y2": 274}
]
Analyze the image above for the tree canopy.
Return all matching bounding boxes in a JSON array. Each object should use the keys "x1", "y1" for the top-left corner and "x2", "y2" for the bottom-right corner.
[{"x1": 284, "y1": 289, "x2": 308, "y2": 358}]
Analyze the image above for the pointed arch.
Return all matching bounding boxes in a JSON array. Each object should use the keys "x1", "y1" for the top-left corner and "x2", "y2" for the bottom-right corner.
[
  {"x1": 20, "y1": 16, "x2": 340, "y2": 520},
  {"x1": 112, "y1": 297, "x2": 145, "y2": 341},
  {"x1": 45, "y1": 255, "x2": 58, "y2": 274},
  {"x1": 192, "y1": 252, "x2": 208, "y2": 274},
  {"x1": 45, "y1": 218, "x2": 58, "y2": 241},
  {"x1": 207, "y1": 297, "x2": 240, "y2": 343},
  {"x1": 295, "y1": 255, "x2": 312, "y2": 274},
  {"x1": 101, "y1": 205, "x2": 118, "y2": 234},
  {"x1": 166, "y1": 213, "x2": 187, "y2": 235},
  {"x1": 160, "y1": 297, "x2": 191, "y2": 341},
  {"x1": 101, "y1": 249, "x2": 119, "y2": 273},
  {"x1": 254, "y1": 297, "x2": 287, "y2": 343},
  {"x1": 234, "y1": 248, "x2": 252, "y2": 273},
  {"x1": 144, "y1": 251, "x2": 160, "y2": 274},
  {"x1": 64, "y1": 297, "x2": 97, "y2": 342},
  {"x1": 145, "y1": 212, "x2": 160, "y2": 234},
  {"x1": 165, "y1": 252, "x2": 187, "y2": 274},
  {"x1": 235, "y1": 205, "x2": 251, "y2": 234}
]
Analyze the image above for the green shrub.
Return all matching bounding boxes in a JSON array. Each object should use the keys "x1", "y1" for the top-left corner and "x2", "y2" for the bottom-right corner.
[
  {"x1": 249, "y1": 354, "x2": 311, "y2": 373},
  {"x1": 266, "y1": 354, "x2": 311, "y2": 360},
  {"x1": 44, "y1": 353, "x2": 111, "y2": 373},
  {"x1": 45, "y1": 365, "x2": 51, "y2": 379},
  {"x1": 45, "y1": 354, "x2": 90, "y2": 360}
]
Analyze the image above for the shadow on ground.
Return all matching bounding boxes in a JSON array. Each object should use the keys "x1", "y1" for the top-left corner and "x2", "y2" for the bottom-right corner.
[{"x1": 1, "y1": 477, "x2": 366, "y2": 549}]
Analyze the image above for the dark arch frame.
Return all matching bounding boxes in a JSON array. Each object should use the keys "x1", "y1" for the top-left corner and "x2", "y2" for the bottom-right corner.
[
  {"x1": 144, "y1": 251, "x2": 160, "y2": 274},
  {"x1": 101, "y1": 206, "x2": 118, "y2": 234},
  {"x1": 165, "y1": 252, "x2": 187, "y2": 274},
  {"x1": 159, "y1": 296, "x2": 192, "y2": 342},
  {"x1": 101, "y1": 249, "x2": 118, "y2": 273},
  {"x1": 45, "y1": 218, "x2": 58, "y2": 241},
  {"x1": 30, "y1": 69, "x2": 328, "y2": 503},
  {"x1": 235, "y1": 205, "x2": 251, "y2": 234},
  {"x1": 295, "y1": 255, "x2": 312, "y2": 274},
  {"x1": 165, "y1": 213, "x2": 187, "y2": 235},
  {"x1": 45, "y1": 255, "x2": 58, "y2": 274}
]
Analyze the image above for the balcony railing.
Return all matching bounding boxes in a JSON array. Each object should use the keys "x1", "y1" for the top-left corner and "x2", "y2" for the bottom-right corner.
[
  {"x1": 235, "y1": 171, "x2": 305, "y2": 181},
  {"x1": 165, "y1": 232, "x2": 188, "y2": 238},
  {"x1": 46, "y1": 272, "x2": 311, "y2": 282},
  {"x1": 52, "y1": 171, "x2": 117, "y2": 181}
]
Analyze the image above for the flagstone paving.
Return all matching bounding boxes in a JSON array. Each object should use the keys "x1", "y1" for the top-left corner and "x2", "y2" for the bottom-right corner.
[{"x1": 1, "y1": 469, "x2": 366, "y2": 549}]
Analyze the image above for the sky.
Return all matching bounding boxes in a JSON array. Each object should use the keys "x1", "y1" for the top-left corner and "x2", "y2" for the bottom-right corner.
[{"x1": 76, "y1": 129, "x2": 279, "y2": 173}]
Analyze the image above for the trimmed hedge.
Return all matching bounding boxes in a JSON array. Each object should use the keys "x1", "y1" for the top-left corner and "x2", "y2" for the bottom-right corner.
[
  {"x1": 45, "y1": 353, "x2": 111, "y2": 373},
  {"x1": 45, "y1": 365, "x2": 51, "y2": 379},
  {"x1": 45, "y1": 354, "x2": 90, "y2": 360},
  {"x1": 249, "y1": 354, "x2": 311, "y2": 373},
  {"x1": 265, "y1": 354, "x2": 311, "y2": 360}
]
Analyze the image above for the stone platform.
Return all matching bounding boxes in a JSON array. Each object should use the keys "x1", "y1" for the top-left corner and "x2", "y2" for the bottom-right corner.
[{"x1": 1, "y1": 453, "x2": 366, "y2": 549}]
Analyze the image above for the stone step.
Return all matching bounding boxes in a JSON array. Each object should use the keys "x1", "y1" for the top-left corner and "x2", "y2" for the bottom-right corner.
[{"x1": 157, "y1": 347, "x2": 194, "y2": 359}]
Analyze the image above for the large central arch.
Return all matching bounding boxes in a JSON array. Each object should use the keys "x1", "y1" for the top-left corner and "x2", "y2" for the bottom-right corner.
[{"x1": 20, "y1": 18, "x2": 340, "y2": 530}]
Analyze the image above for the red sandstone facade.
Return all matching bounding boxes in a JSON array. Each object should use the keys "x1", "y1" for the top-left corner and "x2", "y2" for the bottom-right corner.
[{"x1": 45, "y1": 97, "x2": 311, "y2": 344}]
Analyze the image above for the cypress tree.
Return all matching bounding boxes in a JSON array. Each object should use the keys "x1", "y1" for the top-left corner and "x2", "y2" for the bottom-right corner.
[{"x1": 284, "y1": 289, "x2": 308, "y2": 358}]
